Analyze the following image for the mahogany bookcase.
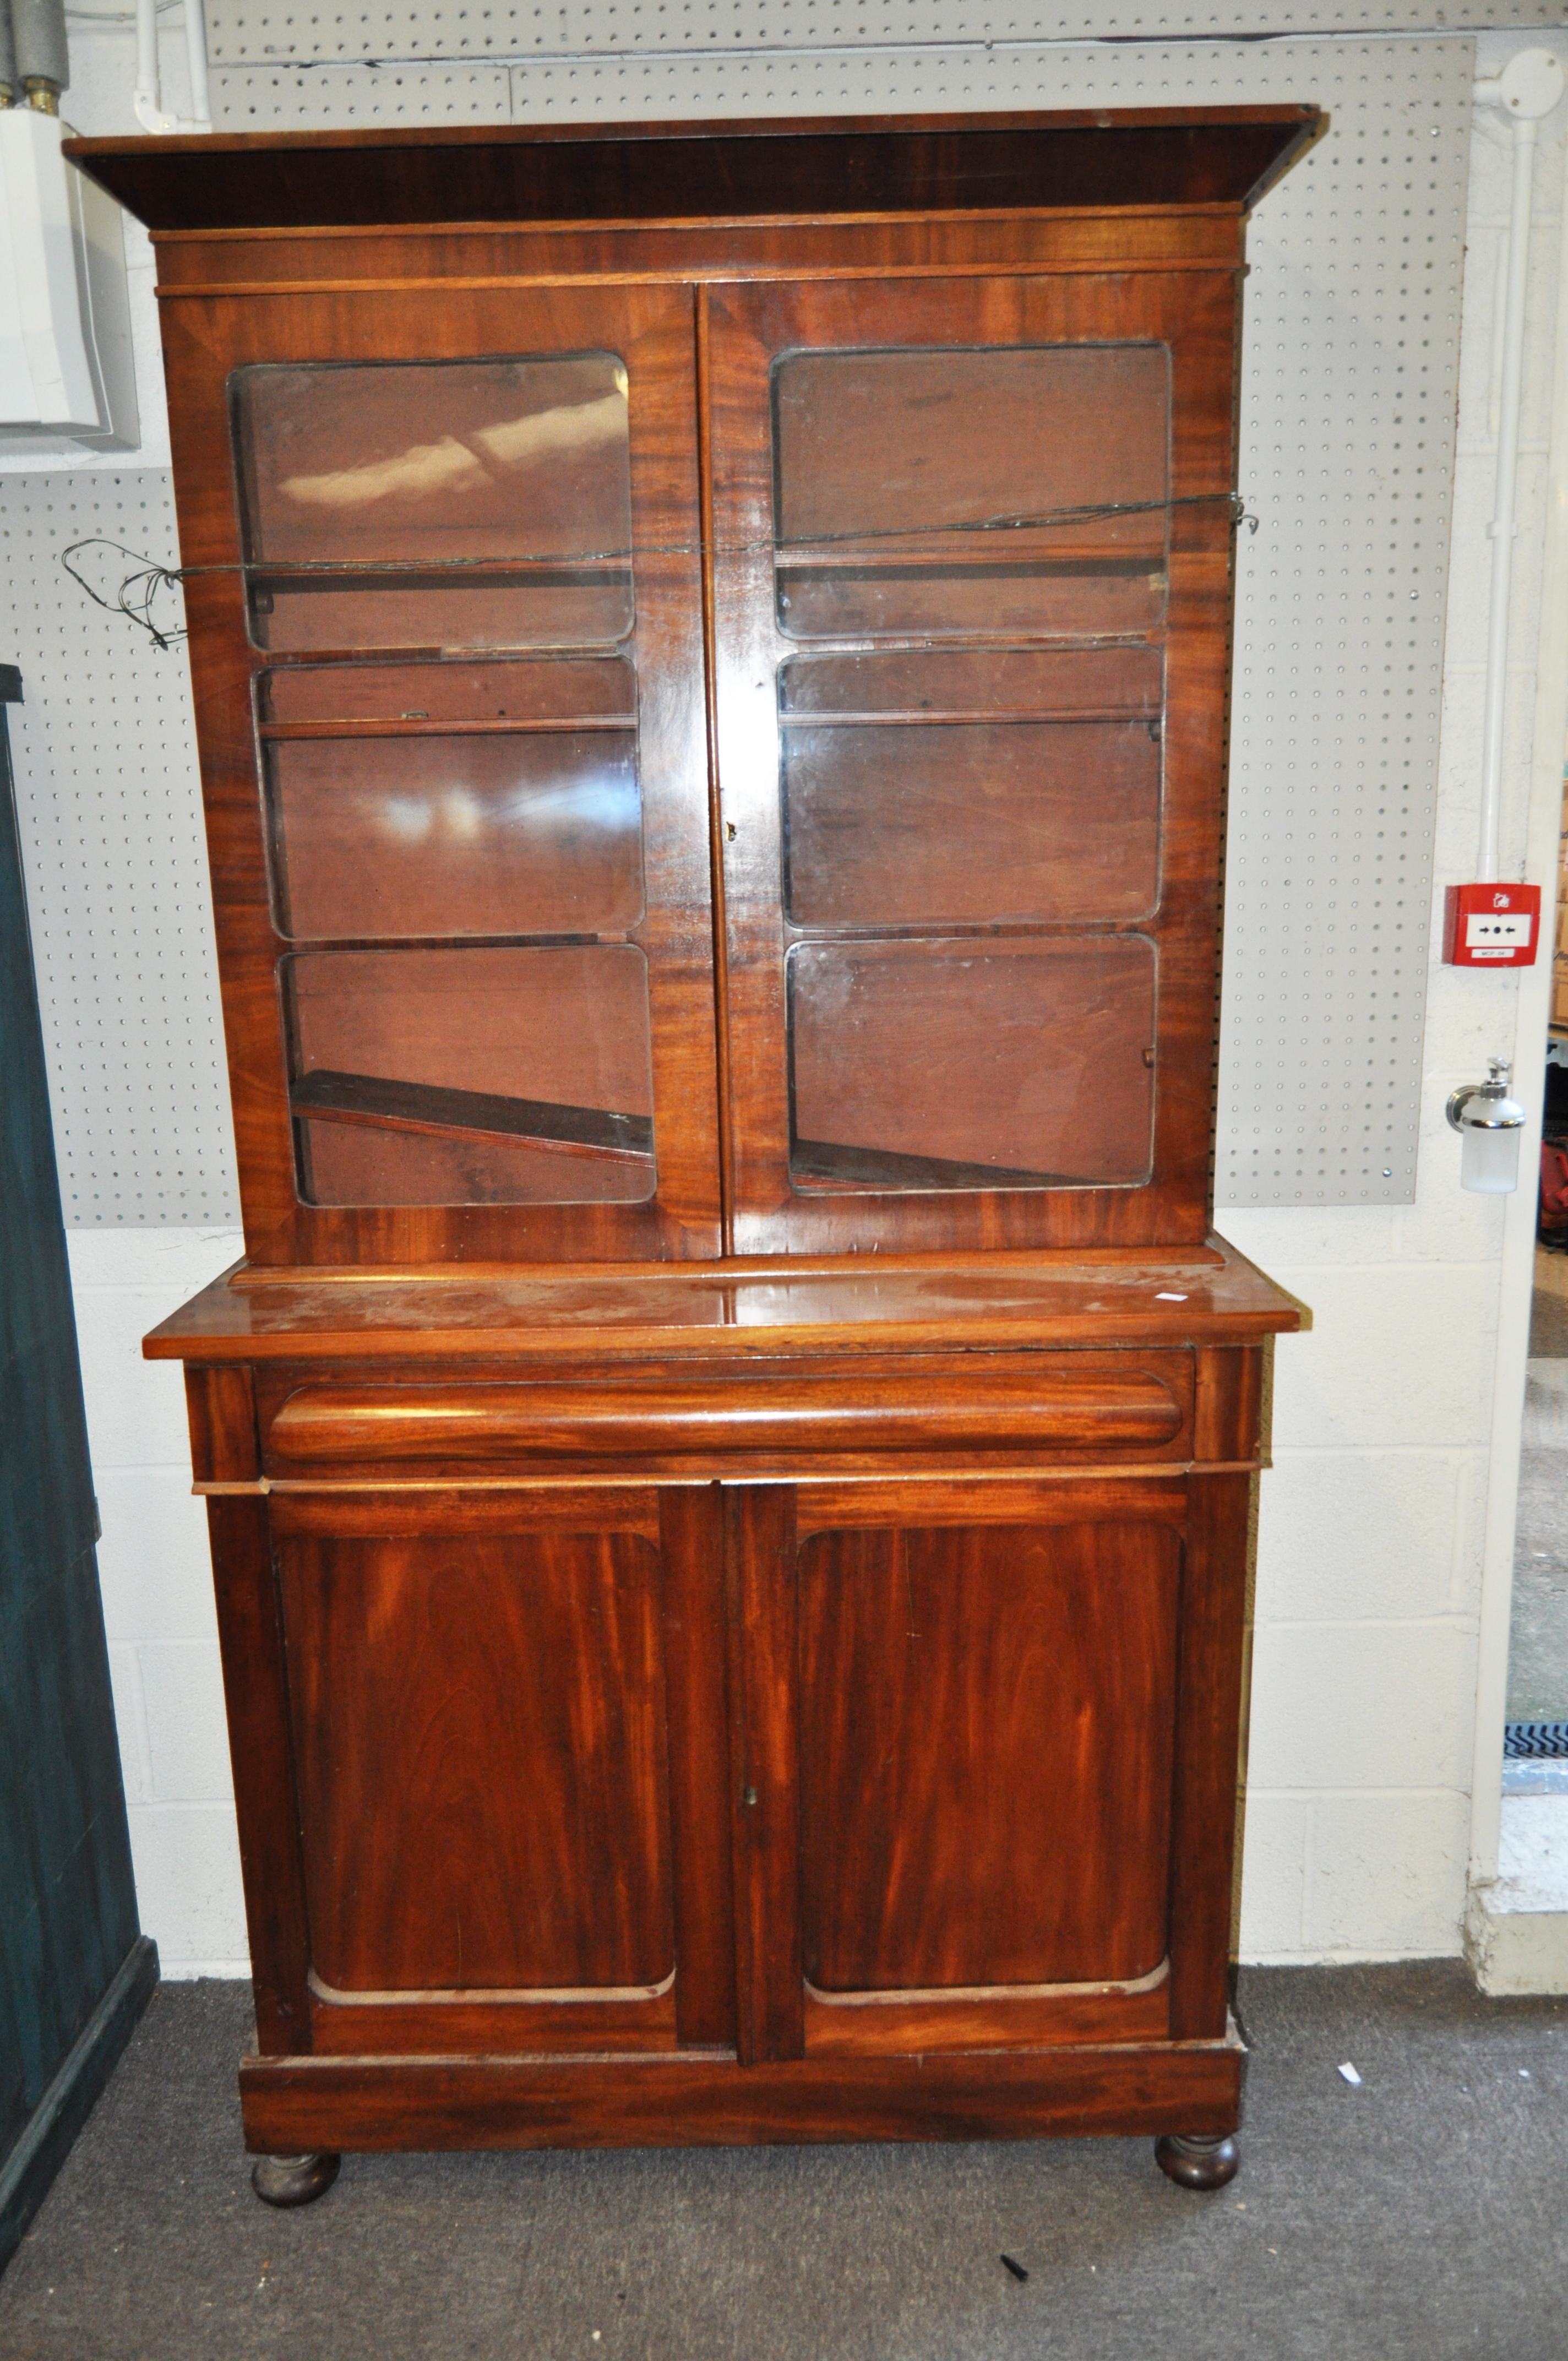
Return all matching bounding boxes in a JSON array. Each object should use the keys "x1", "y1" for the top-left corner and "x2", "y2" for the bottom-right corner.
[{"x1": 70, "y1": 107, "x2": 1316, "y2": 2204}]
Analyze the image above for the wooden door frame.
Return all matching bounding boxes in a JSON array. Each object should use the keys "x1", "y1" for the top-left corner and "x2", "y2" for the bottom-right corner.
[
  {"x1": 160, "y1": 278, "x2": 722, "y2": 1267},
  {"x1": 701, "y1": 265, "x2": 1242, "y2": 1256}
]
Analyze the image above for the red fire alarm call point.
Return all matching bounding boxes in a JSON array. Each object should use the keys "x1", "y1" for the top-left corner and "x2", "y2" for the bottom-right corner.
[{"x1": 1442, "y1": 882, "x2": 1542, "y2": 967}]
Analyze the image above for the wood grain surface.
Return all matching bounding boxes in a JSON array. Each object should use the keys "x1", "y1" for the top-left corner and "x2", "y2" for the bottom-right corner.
[
  {"x1": 276, "y1": 1526, "x2": 675, "y2": 1993},
  {"x1": 238, "y1": 2029, "x2": 1245, "y2": 2151},
  {"x1": 798, "y1": 1520, "x2": 1179, "y2": 1990},
  {"x1": 264, "y1": 1358, "x2": 1186, "y2": 1464},
  {"x1": 143, "y1": 1235, "x2": 1302, "y2": 1363},
  {"x1": 67, "y1": 108, "x2": 1320, "y2": 233},
  {"x1": 118, "y1": 110, "x2": 1308, "y2": 2163}
]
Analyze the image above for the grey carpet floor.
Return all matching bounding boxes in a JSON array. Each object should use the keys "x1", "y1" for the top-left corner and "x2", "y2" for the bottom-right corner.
[{"x1": 1, "y1": 1965, "x2": 1565, "y2": 2361}]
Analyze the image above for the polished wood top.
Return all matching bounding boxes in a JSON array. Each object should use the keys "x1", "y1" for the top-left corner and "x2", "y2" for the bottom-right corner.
[
  {"x1": 144, "y1": 1234, "x2": 1302, "y2": 1364},
  {"x1": 66, "y1": 108, "x2": 1321, "y2": 235}
]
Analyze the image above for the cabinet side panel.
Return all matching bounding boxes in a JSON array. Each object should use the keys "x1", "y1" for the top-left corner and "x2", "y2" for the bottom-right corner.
[
  {"x1": 205, "y1": 1495, "x2": 313, "y2": 2053},
  {"x1": 1168, "y1": 1470, "x2": 1251, "y2": 2037},
  {"x1": 185, "y1": 1364, "x2": 259, "y2": 1483},
  {"x1": 276, "y1": 1527, "x2": 675, "y2": 1993},
  {"x1": 799, "y1": 1520, "x2": 1180, "y2": 1990}
]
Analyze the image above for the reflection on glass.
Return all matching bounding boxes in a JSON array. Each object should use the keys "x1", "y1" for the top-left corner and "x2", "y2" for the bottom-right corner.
[
  {"x1": 773, "y1": 345, "x2": 1169, "y2": 639},
  {"x1": 781, "y1": 646, "x2": 1162, "y2": 929},
  {"x1": 283, "y1": 944, "x2": 655, "y2": 1207},
  {"x1": 233, "y1": 356, "x2": 634, "y2": 651},
  {"x1": 787, "y1": 937, "x2": 1156, "y2": 1193},
  {"x1": 260, "y1": 656, "x2": 643, "y2": 940}
]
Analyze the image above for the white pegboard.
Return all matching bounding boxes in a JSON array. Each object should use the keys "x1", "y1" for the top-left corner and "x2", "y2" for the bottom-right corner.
[
  {"x1": 204, "y1": 2, "x2": 1553, "y2": 65},
  {"x1": 210, "y1": 4, "x2": 563, "y2": 62},
  {"x1": 35, "y1": 30, "x2": 1479, "y2": 1212},
  {"x1": 214, "y1": 64, "x2": 511, "y2": 122},
  {"x1": 0, "y1": 475, "x2": 239, "y2": 1224}
]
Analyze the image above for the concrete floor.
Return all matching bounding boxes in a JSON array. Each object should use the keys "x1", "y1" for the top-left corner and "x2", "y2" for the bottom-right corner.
[{"x1": 1, "y1": 1969, "x2": 1566, "y2": 2361}]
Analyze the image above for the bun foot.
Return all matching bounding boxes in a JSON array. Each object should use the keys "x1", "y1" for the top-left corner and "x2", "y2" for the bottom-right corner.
[
  {"x1": 251, "y1": 2151, "x2": 342, "y2": 2207},
  {"x1": 1155, "y1": 2132, "x2": 1239, "y2": 2191}
]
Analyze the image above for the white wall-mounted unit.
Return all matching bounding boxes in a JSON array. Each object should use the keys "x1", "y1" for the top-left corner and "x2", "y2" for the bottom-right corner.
[{"x1": 0, "y1": 107, "x2": 137, "y2": 452}]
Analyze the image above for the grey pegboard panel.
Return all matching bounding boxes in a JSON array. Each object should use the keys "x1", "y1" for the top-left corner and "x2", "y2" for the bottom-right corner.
[
  {"x1": 1, "y1": 474, "x2": 239, "y2": 1225},
  {"x1": 204, "y1": 1, "x2": 1551, "y2": 65},
  {"x1": 214, "y1": 64, "x2": 512, "y2": 121}
]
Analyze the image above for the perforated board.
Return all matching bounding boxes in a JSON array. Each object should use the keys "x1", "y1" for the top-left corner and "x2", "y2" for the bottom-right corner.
[
  {"x1": 204, "y1": 1, "x2": 1550, "y2": 66},
  {"x1": 213, "y1": 65, "x2": 511, "y2": 122},
  {"x1": 1, "y1": 475, "x2": 239, "y2": 1224}
]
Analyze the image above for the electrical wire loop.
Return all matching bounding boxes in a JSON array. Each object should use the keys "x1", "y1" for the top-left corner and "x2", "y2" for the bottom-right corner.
[{"x1": 62, "y1": 492, "x2": 1257, "y2": 652}]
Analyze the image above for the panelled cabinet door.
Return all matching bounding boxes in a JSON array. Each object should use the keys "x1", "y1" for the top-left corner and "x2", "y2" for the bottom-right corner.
[
  {"x1": 268, "y1": 1486, "x2": 736, "y2": 2056},
  {"x1": 160, "y1": 282, "x2": 721, "y2": 1265},
  {"x1": 727, "y1": 1480, "x2": 1188, "y2": 2063},
  {"x1": 703, "y1": 275, "x2": 1238, "y2": 1255}
]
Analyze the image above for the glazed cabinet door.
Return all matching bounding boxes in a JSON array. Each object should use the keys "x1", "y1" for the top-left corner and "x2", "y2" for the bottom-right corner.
[
  {"x1": 703, "y1": 272, "x2": 1240, "y2": 1253},
  {"x1": 259, "y1": 1487, "x2": 736, "y2": 2057},
  {"x1": 161, "y1": 281, "x2": 720, "y2": 1264},
  {"x1": 728, "y1": 1479, "x2": 1213, "y2": 2063}
]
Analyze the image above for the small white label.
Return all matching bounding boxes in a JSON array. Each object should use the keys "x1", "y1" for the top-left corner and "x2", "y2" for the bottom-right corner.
[
  {"x1": 1155, "y1": 1291, "x2": 1188, "y2": 1302},
  {"x1": 1337, "y1": 2061, "x2": 1363, "y2": 2086},
  {"x1": 1466, "y1": 911, "x2": 1532, "y2": 948}
]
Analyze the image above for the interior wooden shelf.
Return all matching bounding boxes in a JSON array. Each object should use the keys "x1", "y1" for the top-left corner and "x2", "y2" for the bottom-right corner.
[
  {"x1": 774, "y1": 551, "x2": 1163, "y2": 579},
  {"x1": 790, "y1": 1136, "x2": 1097, "y2": 1193},
  {"x1": 251, "y1": 562, "x2": 632, "y2": 599},
  {"x1": 259, "y1": 716, "x2": 637, "y2": 740},
  {"x1": 290, "y1": 1069, "x2": 655, "y2": 1166},
  {"x1": 778, "y1": 706, "x2": 1157, "y2": 728}
]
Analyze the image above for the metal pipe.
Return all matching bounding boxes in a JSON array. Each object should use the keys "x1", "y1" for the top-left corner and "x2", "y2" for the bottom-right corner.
[
  {"x1": 1473, "y1": 50, "x2": 1566, "y2": 880},
  {"x1": 1466, "y1": 64, "x2": 1568, "y2": 1960},
  {"x1": 12, "y1": 0, "x2": 66, "y2": 112},
  {"x1": 134, "y1": 0, "x2": 211, "y2": 134},
  {"x1": 182, "y1": 0, "x2": 208, "y2": 132},
  {"x1": 133, "y1": 0, "x2": 176, "y2": 132}
]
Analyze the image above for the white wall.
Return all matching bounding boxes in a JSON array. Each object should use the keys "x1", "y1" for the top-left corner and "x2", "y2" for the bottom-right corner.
[
  {"x1": 72, "y1": 1228, "x2": 248, "y2": 1972},
  {"x1": 1231, "y1": 28, "x2": 1568, "y2": 1960},
  {"x1": 18, "y1": 18, "x2": 1568, "y2": 1973}
]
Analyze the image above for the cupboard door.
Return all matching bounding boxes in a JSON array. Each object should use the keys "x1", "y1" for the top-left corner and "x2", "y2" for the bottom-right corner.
[
  {"x1": 728, "y1": 1481, "x2": 1186, "y2": 2059},
  {"x1": 269, "y1": 1486, "x2": 734, "y2": 2056},
  {"x1": 703, "y1": 274, "x2": 1239, "y2": 1253},
  {"x1": 161, "y1": 283, "x2": 720, "y2": 1264}
]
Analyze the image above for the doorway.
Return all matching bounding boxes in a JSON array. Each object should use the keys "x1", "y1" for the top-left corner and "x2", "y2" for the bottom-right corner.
[{"x1": 1499, "y1": 767, "x2": 1568, "y2": 1913}]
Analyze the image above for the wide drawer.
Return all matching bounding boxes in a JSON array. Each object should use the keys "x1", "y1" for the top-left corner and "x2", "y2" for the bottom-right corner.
[{"x1": 263, "y1": 1353, "x2": 1190, "y2": 1473}]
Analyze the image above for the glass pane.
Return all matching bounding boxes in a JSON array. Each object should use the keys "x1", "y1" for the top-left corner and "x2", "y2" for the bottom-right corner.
[
  {"x1": 233, "y1": 356, "x2": 633, "y2": 652},
  {"x1": 282, "y1": 944, "x2": 654, "y2": 1206},
  {"x1": 774, "y1": 345, "x2": 1169, "y2": 639},
  {"x1": 781, "y1": 646, "x2": 1162, "y2": 928},
  {"x1": 262, "y1": 657, "x2": 641, "y2": 942},
  {"x1": 787, "y1": 937, "x2": 1155, "y2": 1192}
]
